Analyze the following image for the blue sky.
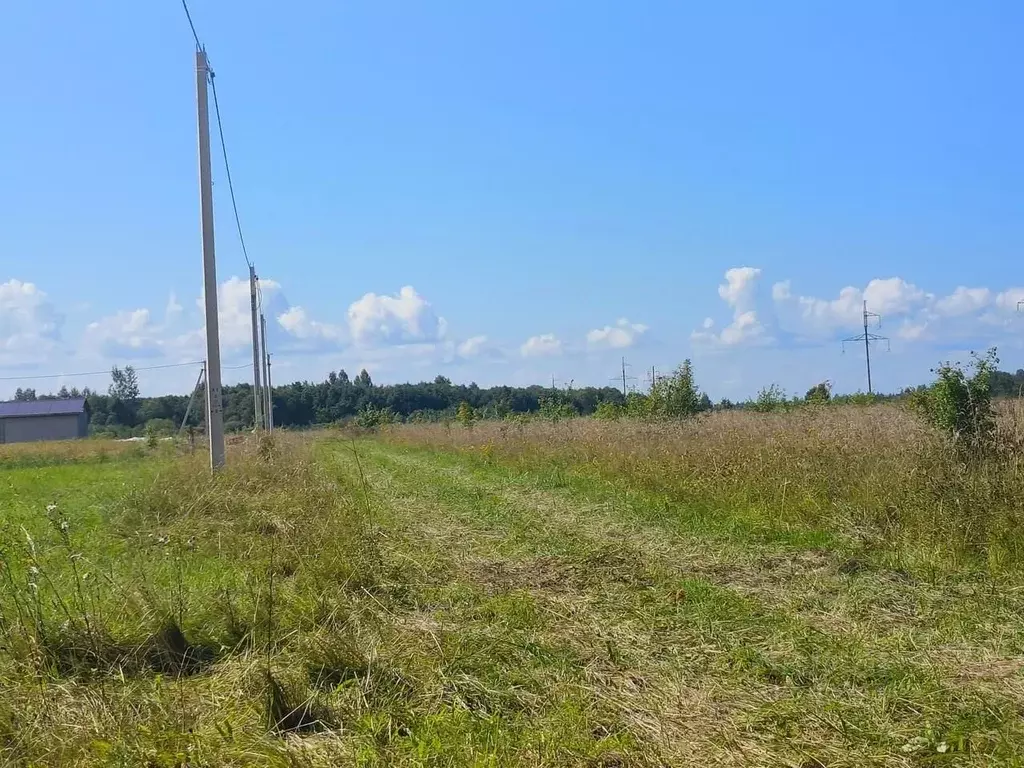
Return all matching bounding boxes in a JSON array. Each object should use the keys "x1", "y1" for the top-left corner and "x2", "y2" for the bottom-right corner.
[{"x1": 2, "y1": 1, "x2": 1022, "y2": 399}]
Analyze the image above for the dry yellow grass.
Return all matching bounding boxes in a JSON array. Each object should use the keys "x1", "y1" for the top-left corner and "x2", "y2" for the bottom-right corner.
[{"x1": 389, "y1": 403, "x2": 1024, "y2": 569}]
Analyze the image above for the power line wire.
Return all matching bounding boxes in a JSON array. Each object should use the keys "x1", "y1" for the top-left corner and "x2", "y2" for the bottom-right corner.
[
  {"x1": 180, "y1": 0, "x2": 202, "y2": 50},
  {"x1": 210, "y1": 75, "x2": 252, "y2": 269},
  {"x1": 0, "y1": 361, "x2": 204, "y2": 383},
  {"x1": 179, "y1": 0, "x2": 252, "y2": 272},
  {"x1": 0, "y1": 360, "x2": 252, "y2": 383}
]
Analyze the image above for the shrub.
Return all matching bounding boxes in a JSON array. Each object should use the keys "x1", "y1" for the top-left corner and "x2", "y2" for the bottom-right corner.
[
  {"x1": 356, "y1": 404, "x2": 396, "y2": 429},
  {"x1": 648, "y1": 360, "x2": 702, "y2": 419},
  {"x1": 455, "y1": 401, "x2": 477, "y2": 428},
  {"x1": 752, "y1": 384, "x2": 787, "y2": 413},
  {"x1": 593, "y1": 401, "x2": 622, "y2": 420},
  {"x1": 805, "y1": 381, "x2": 832, "y2": 404},
  {"x1": 538, "y1": 397, "x2": 577, "y2": 423},
  {"x1": 911, "y1": 348, "x2": 998, "y2": 454}
]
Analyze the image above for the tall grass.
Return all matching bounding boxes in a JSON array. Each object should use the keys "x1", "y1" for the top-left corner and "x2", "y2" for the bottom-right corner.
[
  {"x1": 0, "y1": 434, "x2": 385, "y2": 765},
  {"x1": 390, "y1": 403, "x2": 1024, "y2": 571}
]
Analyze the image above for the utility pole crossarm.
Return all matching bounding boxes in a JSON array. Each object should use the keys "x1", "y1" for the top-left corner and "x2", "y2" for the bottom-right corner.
[{"x1": 840, "y1": 300, "x2": 889, "y2": 395}]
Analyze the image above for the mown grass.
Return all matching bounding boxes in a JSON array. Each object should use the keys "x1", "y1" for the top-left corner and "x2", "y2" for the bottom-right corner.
[
  {"x1": 3, "y1": 405, "x2": 1024, "y2": 766},
  {"x1": 391, "y1": 403, "x2": 1024, "y2": 573}
]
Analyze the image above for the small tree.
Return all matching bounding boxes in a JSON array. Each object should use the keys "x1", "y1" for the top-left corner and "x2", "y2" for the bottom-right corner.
[
  {"x1": 456, "y1": 401, "x2": 477, "y2": 428},
  {"x1": 805, "y1": 381, "x2": 832, "y2": 404},
  {"x1": 109, "y1": 365, "x2": 140, "y2": 402},
  {"x1": 649, "y1": 360, "x2": 702, "y2": 419},
  {"x1": 356, "y1": 404, "x2": 395, "y2": 429},
  {"x1": 912, "y1": 348, "x2": 998, "y2": 454},
  {"x1": 593, "y1": 401, "x2": 623, "y2": 420},
  {"x1": 538, "y1": 396, "x2": 577, "y2": 422},
  {"x1": 752, "y1": 384, "x2": 787, "y2": 413}
]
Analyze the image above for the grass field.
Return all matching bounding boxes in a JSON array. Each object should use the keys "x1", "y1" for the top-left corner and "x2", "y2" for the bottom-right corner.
[{"x1": 2, "y1": 406, "x2": 1024, "y2": 766}]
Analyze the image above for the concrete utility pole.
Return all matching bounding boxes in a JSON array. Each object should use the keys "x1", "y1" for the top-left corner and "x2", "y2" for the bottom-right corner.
[
  {"x1": 260, "y1": 313, "x2": 272, "y2": 432},
  {"x1": 621, "y1": 357, "x2": 628, "y2": 397},
  {"x1": 196, "y1": 48, "x2": 226, "y2": 469},
  {"x1": 842, "y1": 300, "x2": 889, "y2": 395},
  {"x1": 249, "y1": 266, "x2": 263, "y2": 430},
  {"x1": 266, "y1": 351, "x2": 274, "y2": 431}
]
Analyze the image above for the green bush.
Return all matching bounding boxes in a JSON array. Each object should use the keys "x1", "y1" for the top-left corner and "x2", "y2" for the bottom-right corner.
[
  {"x1": 805, "y1": 381, "x2": 832, "y2": 404},
  {"x1": 356, "y1": 404, "x2": 396, "y2": 429},
  {"x1": 648, "y1": 360, "x2": 702, "y2": 419},
  {"x1": 593, "y1": 401, "x2": 622, "y2": 420},
  {"x1": 910, "y1": 348, "x2": 998, "y2": 454},
  {"x1": 455, "y1": 401, "x2": 477, "y2": 428},
  {"x1": 538, "y1": 397, "x2": 577, "y2": 422},
  {"x1": 752, "y1": 384, "x2": 787, "y2": 413}
]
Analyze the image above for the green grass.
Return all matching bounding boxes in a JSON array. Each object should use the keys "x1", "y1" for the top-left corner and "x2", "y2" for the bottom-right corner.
[{"x1": 2, "y1": 430, "x2": 1024, "y2": 766}]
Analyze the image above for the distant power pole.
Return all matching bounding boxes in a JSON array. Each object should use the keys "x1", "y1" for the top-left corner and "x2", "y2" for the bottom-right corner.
[
  {"x1": 611, "y1": 357, "x2": 636, "y2": 396},
  {"x1": 260, "y1": 313, "x2": 272, "y2": 433},
  {"x1": 842, "y1": 300, "x2": 890, "y2": 395},
  {"x1": 195, "y1": 48, "x2": 226, "y2": 469},
  {"x1": 249, "y1": 266, "x2": 263, "y2": 430},
  {"x1": 266, "y1": 351, "x2": 274, "y2": 432}
]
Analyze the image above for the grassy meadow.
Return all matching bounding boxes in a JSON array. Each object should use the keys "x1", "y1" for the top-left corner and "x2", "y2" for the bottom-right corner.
[{"x1": 2, "y1": 404, "x2": 1024, "y2": 766}]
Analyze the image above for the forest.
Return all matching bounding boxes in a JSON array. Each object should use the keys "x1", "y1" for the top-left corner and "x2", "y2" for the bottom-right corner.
[
  {"x1": 8, "y1": 361, "x2": 1024, "y2": 438},
  {"x1": 11, "y1": 367, "x2": 625, "y2": 436}
]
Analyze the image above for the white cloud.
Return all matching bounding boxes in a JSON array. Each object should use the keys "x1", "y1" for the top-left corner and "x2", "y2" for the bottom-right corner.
[
  {"x1": 994, "y1": 288, "x2": 1024, "y2": 313},
  {"x1": 83, "y1": 308, "x2": 165, "y2": 358},
  {"x1": 586, "y1": 318, "x2": 648, "y2": 349},
  {"x1": 457, "y1": 335, "x2": 488, "y2": 358},
  {"x1": 774, "y1": 277, "x2": 928, "y2": 338},
  {"x1": 347, "y1": 286, "x2": 446, "y2": 346},
  {"x1": 195, "y1": 276, "x2": 284, "y2": 350},
  {"x1": 770, "y1": 276, "x2": 1024, "y2": 344},
  {"x1": 0, "y1": 279, "x2": 63, "y2": 363},
  {"x1": 771, "y1": 280, "x2": 792, "y2": 301},
  {"x1": 693, "y1": 267, "x2": 771, "y2": 347},
  {"x1": 719, "y1": 267, "x2": 761, "y2": 308},
  {"x1": 277, "y1": 306, "x2": 343, "y2": 342},
  {"x1": 521, "y1": 333, "x2": 563, "y2": 358},
  {"x1": 719, "y1": 311, "x2": 765, "y2": 346},
  {"x1": 165, "y1": 292, "x2": 183, "y2": 321}
]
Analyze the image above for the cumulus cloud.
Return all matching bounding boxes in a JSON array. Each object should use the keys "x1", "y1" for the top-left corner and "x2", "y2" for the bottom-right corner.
[
  {"x1": 457, "y1": 335, "x2": 489, "y2": 358},
  {"x1": 773, "y1": 277, "x2": 929, "y2": 338},
  {"x1": 935, "y1": 287, "x2": 992, "y2": 317},
  {"x1": 692, "y1": 267, "x2": 771, "y2": 347},
  {"x1": 718, "y1": 267, "x2": 761, "y2": 308},
  {"x1": 200, "y1": 276, "x2": 284, "y2": 349},
  {"x1": 83, "y1": 308, "x2": 165, "y2": 358},
  {"x1": 520, "y1": 333, "x2": 563, "y2": 358},
  {"x1": 165, "y1": 292, "x2": 183, "y2": 321},
  {"x1": 277, "y1": 306, "x2": 343, "y2": 342},
  {"x1": 0, "y1": 279, "x2": 63, "y2": 363},
  {"x1": 769, "y1": 276, "x2": 1024, "y2": 344},
  {"x1": 586, "y1": 318, "x2": 648, "y2": 349},
  {"x1": 347, "y1": 286, "x2": 446, "y2": 346}
]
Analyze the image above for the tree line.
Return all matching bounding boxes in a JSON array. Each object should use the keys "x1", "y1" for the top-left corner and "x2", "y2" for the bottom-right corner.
[
  {"x1": 13, "y1": 366, "x2": 625, "y2": 437},
  {"x1": 9, "y1": 356, "x2": 1024, "y2": 437}
]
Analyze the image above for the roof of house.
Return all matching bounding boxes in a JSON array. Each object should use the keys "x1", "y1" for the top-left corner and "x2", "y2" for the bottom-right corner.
[{"x1": 0, "y1": 398, "x2": 88, "y2": 418}]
